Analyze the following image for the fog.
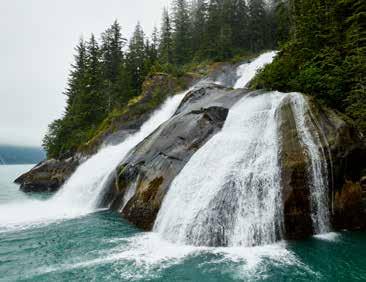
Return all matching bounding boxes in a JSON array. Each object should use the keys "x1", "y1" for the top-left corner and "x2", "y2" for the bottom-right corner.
[{"x1": 0, "y1": 0, "x2": 170, "y2": 146}]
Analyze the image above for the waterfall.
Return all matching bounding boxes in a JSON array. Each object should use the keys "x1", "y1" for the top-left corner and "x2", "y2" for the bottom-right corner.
[
  {"x1": 154, "y1": 92, "x2": 286, "y2": 247},
  {"x1": 2, "y1": 50, "x2": 331, "y2": 239},
  {"x1": 51, "y1": 92, "x2": 186, "y2": 213},
  {"x1": 234, "y1": 51, "x2": 277, "y2": 89},
  {"x1": 0, "y1": 92, "x2": 186, "y2": 229},
  {"x1": 154, "y1": 91, "x2": 331, "y2": 247},
  {"x1": 289, "y1": 93, "x2": 331, "y2": 234}
]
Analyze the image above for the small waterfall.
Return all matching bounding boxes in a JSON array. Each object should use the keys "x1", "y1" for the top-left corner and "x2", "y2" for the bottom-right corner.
[
  {"x1": 289, "y1": 93, "x2": 331, "y2": 234},
  {"x1": 154, "y1": 92, "x2": 287, "y2": 247},
  {"x1": 51, "y1": 92, "x2": 186, "y2": 213},
  {"x1": 234, "y1": 51, "x2": 277, "y2": 89}
]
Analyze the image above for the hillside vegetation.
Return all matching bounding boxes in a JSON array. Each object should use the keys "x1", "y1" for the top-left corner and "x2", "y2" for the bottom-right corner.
[
  {"x1": 43, "y1": 0, "x2": 365, "y2": 159},
  {"x1": 252, "y1": 0, "x2": 366, "y2": 134},
  {"x1": 42, "y1": 0, "x2": 280, "y2": 159}
]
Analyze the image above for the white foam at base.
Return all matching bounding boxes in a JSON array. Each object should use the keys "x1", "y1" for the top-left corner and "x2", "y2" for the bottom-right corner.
[
  {"x1": 31, "y1": 233, "x2": 309, "y2": 281},
  {"x1": 313, "y1": 232, "x2": 340, "y2": 241}
]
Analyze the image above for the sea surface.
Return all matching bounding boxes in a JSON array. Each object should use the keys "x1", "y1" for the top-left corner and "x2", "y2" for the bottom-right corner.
[{"x1": 0, "y1": 165, "x2": 365, "y2": 281}]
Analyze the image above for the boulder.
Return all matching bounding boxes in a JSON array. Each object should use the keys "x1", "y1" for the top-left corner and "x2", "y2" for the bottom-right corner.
[
  {"x1": 14, "y1": 72, "x2": 192, "y2": 193},
  {"x1": 278, "y1": 95, "x2": 366, "y2": 237},
  {"x1": 14, "y1": 158, "x2": 79, "y2": 192},
  {"x1": 307, "y1": 99, "x2": 366, "y2": 230},
  {"x1": 278, "y1": 99, "x2": 313, "y2": 239}
]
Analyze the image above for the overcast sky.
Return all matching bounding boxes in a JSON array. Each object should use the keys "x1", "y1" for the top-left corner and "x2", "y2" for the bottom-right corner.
[{"x1": 0, "y1": 0, "x2": 170, "y2": 147}]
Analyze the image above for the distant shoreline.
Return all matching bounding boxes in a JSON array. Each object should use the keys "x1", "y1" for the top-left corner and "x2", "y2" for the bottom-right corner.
[{"x1": 0, "y1": 145, "x2": 45, "y2": 165}]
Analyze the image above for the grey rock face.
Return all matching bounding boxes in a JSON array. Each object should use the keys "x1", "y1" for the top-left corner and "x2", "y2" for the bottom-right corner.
[
  {"x1": 108, "y1": 88, "x2": 366, "y2": 236},
  {"x1": 105, "y1": 85, "x2": 250, "y2": 230},
  {"x1": 14, "y1": 158, "x2": 79, "y2": 192}
]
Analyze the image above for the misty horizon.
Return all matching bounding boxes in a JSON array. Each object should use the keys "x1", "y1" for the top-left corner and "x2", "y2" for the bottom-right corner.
[{"x1": 0, "y1": 0, "x2": 169, "y2": 147}]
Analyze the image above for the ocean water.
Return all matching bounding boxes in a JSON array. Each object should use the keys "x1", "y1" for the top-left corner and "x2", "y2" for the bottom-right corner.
[{"x1": 1, "y1": 166, "x2": 366, "y2": 281}]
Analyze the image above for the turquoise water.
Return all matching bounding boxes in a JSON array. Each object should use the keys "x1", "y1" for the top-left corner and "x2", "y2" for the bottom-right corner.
[{"x1": 1, "y1": 165, "x2": 366, "y2": 281}]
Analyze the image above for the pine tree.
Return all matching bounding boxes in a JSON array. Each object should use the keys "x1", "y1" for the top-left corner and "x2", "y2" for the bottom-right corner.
[
  {"x1": 172, "y1": 0, "x2": 192, "y2": 64},
  {"x1": 126, "y1": 23, "x2": 147, "y2": 97},
  {"x1": 84, "y1": 34, "x2": 105, "y2": 123},
  {"x1": 43, "y1": 38, "x2": 89, "y2": 158},
  {"x1": 231, "y1": 0, "x2": 250, "y2": 50},
  {"x1": 248, "y1": 0, "x2": 267, "y2": 52},
  {"x1": 149, "y1": 26, "x2": 159, "y2": 62},
  {"x1": 101, "y1": 20, "x2": 127, "y2": 108},
  {"x1": 273, "y1": 0, "x2": 290, "y2": 45},
  {"x1": 190, "y1": 0, "x2": 208, "y2": 59},
  {"x1": 159, "y1": 8, "x2": 174, "y2": 64},
  {"x1": 64, "y1": 38, "x2": 87, "y2": 115},
  {"x1": 101, "y1": 20, "x2": 126, "y2": 82},
  {"x1": 205, "y1": 0, "x2": 223, "y2": 59}
]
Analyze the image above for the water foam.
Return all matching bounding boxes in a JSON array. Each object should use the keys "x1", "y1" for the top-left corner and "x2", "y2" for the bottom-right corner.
[
  {"x1": 290, "y1": 93, "x2": 331, "y2": 234},
  {"x1": 31, "y1": 233, "x2": 304, "y2": 281}
]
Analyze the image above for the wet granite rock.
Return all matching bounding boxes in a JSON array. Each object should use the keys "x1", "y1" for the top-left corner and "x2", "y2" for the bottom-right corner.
[
  {"x1": 14, "y1": 158, "x2": 79, "y2": 192},
  {"x1": 105, "y1": 85, "x2": 250, "y2": 230}
]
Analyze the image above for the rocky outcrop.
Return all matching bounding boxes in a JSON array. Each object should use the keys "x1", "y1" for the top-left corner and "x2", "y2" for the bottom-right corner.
[
  {"x1": 14, "y1": 158, "x2": 79, "y2": 192},
  {"x1": 278, "y1": 95, "x2": 366, "y2": 238},
  {"x1": 14, "y1": 73, "x2": 193, "y2": 193},
  {"x1": 308, "y1": 100, "x2": 366, "y2": 231},
  {"x1": 13, "y1": 62, "x2": 240, "y2": 194},
  {"x1": 105, "y1": 85, "x2": 250, "y2": 230},
  {"x1": 278, "y1": 100, "x2": 313, "y2": 239},
  {"x1": 103, "y1": 87, "x2": 366, "y2": 235}
]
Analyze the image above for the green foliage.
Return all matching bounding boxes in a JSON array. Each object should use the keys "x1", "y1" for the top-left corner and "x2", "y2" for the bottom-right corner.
[
  {"x1": 253, "y1": 0, "x2": 366, "y2": 134},
  {"x1": 43, "y1": 21, "x2": 153, "y2": 159},
  {"x1": 43, "y1": 1, "x2": 283, "y2": 159},
  {"x1": 79, "y1": 73, "x2": 184, "y2": 153}
]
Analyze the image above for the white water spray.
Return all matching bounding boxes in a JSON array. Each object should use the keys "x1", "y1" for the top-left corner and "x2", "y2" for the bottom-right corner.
[
  {"x1": 234, "y1": 51, "x2": 277, "y2": 89},
  {"x1": 0, "y1": 92, "x2": 186, "y2": 230}
]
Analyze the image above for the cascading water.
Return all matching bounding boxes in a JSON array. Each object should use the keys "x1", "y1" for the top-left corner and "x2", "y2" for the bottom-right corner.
[
  {"x1": 154, "y1": 92, "x2": 286, "y2": 247},
  {"x1": 154, "y1": 91, "x2": 331, "y2": 247},
  {"x1": 234, "y1": 51, "x2": 277, "y2": 89},
  {"x1": 1, "y1": 50, "x2": 330, "y2": 240},
  {"x1": 289, "y1": 93, "x2": 331, "y2": 234},
  {"x1": 52, "y1": 92, "x2": 187, "y2": 212},
  {"x1": 0, "y1": 92, "x2": 186, "y2": 230}
]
